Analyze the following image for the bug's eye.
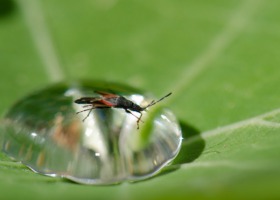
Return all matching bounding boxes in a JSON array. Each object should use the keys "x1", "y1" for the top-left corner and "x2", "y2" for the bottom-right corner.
[{"x1": 1, "y1": 81, "x2": 181, "y2": 185}]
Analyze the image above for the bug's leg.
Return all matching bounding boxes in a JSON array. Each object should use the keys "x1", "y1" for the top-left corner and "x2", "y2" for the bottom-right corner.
[
  {"x1": 76, "y1": 106, "x2": 95, "y2": 122},
  {"x1": 82, "y1": 105, "x2": 93, "y2": 108},
  {"x1": 76, "y1": 107, "x2": 94, "y2": 114},
  {"x1": 136, "y1": 112, "x2": 143, "y2": 130},
  {"x1": 82, "y1": 109, "x2": 93, "y2": 122},
  {"x1": 125, "y1": 109, "x2": 143, "y2": 129},
  {"x1": 125, "y1": 109, "x2": 144, "y2": 122}
]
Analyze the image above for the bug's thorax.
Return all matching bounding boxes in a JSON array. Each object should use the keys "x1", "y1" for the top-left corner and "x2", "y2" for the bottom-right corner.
[{"x1": 111, "y1": 96, "x2": 144, "y2": 112}]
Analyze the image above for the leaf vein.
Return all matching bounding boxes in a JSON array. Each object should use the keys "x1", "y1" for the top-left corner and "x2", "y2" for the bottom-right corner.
[
  {"x1": 167, "y1": 0, "x2": 263, "y2": 102},
  {"x1": 17, "y1": 0, "x2": 64, "y2": 82},
  {"x1": 183, "y1": 108, "x2": 280, "y2": 145}
]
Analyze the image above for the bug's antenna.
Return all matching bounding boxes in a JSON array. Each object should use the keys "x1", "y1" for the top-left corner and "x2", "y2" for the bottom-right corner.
[{"x1": 144, "y1": 92, "x2": 172, "y2": 110}]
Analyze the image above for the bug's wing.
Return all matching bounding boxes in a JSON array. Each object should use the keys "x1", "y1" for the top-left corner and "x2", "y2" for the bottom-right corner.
[
  {"x1": 95, "y1": 91, "x2": 119, "y2": 98},
  {"x1": 98, "y1": 99, "x2": 116, "y2": 107},
  {"x1": 92, "y1": 102, "x2": 111, "y2": 108},
  {"x1": 82, "y1": 99, "x2": 114, "y2": 108}
]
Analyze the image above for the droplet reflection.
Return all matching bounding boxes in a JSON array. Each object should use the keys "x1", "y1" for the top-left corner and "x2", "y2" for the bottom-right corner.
[{"x1": 1, "y1": 81, "x2": 182, "y2": 184}]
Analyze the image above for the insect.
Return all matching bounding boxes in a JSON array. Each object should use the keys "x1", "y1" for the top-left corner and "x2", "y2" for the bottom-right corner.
[{"x1": 74, "y1": 91, "x2": 172, "y2": 129}]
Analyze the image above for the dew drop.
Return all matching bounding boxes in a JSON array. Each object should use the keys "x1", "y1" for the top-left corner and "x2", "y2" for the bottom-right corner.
[{"x1": 0, "y1": 81, "x2": 182, "y2": 185}]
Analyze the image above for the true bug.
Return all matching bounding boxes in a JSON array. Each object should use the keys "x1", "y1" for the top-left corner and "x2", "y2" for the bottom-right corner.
[{"x1": 74, "y1": 91, "x2": 172, "y2": 129}]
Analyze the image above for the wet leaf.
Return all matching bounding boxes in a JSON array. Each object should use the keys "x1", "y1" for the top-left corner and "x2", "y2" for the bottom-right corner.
[{"x1": 1, "y1": 0, "x2": 280, "y2": 199}]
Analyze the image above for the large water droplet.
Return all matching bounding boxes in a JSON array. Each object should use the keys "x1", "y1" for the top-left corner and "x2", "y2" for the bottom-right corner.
[{"x1": 1, "y1": 81, "x2": 182, "y2": 184}]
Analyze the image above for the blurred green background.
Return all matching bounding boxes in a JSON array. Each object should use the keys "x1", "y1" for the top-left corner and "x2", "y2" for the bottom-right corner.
[{"x1": 1, "y1": 0, "x2": 280, "y2": 199}]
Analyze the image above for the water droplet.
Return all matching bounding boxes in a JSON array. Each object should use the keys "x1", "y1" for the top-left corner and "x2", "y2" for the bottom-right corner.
[{"x1": 1, "y1": 81, "x2": 182, "y2": 184}]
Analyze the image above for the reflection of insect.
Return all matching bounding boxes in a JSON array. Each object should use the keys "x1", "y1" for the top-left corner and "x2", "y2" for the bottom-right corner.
[{"x1": 74, "y1": 91, "x2": 172, "y2": 129}]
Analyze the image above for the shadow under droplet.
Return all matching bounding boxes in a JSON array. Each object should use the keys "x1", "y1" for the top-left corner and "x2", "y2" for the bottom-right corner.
[
  {"x1": 0, "y1": 0, "x2": 16, "y2": 18},
  {"x1": 172, "y1": 121, "x2": 205, "y2": 165}
]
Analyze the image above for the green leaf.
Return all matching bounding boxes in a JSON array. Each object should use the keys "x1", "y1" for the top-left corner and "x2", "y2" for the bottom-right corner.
[{"x1": 1, "y1": 0, "x2": 280, "y2": 199}]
